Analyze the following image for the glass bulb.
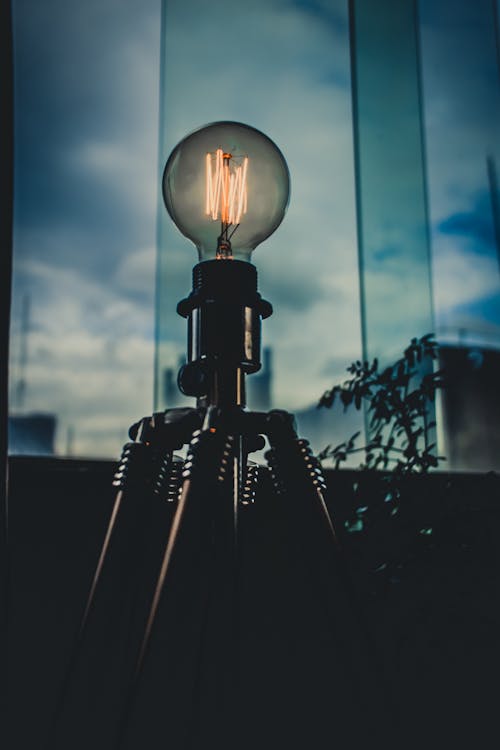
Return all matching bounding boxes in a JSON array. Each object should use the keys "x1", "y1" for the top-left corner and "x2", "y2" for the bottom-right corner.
[{"x1": 162, "y1": 121, "x2": 290, "y2": 262}]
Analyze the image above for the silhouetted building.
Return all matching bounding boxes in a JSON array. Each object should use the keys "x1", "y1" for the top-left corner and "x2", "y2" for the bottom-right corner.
[
  {"x1": 247, "y1": 346, "x2": 273, "y2": 411},
  {"x1": 163, "y1": 368, "x2": 179, "y2": 408},
  {"x1": 8, "y1": 413, "x2": 57, "y2": 455},
  {"x1": 163, "y1": 355, "x2": 188, "y2": 408},
  {"x1": 439, "y1": 344, "x2": 500, "y2": 472}
]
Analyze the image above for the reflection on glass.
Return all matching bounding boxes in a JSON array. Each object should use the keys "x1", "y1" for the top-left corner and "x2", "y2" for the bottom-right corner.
[
  {"x1": 420, "y1": 0, "x2": 500, "y2": 349},
  {"x1": 349, "y1": 0, "x2": 435, "y2": 458},
  {"x1": 419, "y1": 0, "x2": 500, "y2": 469},
  {"x1": 155, "y1": 0, "x2": 362, "y2": 457},
  {"x1": 350, "y1": 0, "x2": 434, "y2": 365}
]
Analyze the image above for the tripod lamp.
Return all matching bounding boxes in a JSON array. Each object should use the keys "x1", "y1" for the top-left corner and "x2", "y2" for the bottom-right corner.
[{"x1": 45, "y1": 122, "x2": 372, "y2": 750}]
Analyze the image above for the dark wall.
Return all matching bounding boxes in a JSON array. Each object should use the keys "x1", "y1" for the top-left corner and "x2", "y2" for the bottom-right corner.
[
  {"x1": 6, "y1": 456, "x2": 500, "y2": 749},
  {"x1": 1, "y1": 1, "x2": 13, "y2": 462}
]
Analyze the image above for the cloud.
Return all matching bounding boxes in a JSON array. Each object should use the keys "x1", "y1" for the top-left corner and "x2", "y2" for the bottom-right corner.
[
  {"x1": 432, "y1": 236, "x2": 500, "y2": 312},
  {"x1": 419, "y1": 0, "x2": 500, "y2": 221},
  {"x1": 113, "y1": 245, "x2": 156, "y2": 299},
  {"x1": 13, "y1": 256, "x2": 154, "y2": 339},
  {"x1": 21, "y1": 329, "x2": 156, "y2": 458},
  {"x1": 13, "y1": 0, "x2": 161, "y2": 277},
  {"x1": 437, "y1": 190, "x2": 497, "y2": 253},
  {"x1": 9, "y1": 257, "x2": 159, "y2": 457}
]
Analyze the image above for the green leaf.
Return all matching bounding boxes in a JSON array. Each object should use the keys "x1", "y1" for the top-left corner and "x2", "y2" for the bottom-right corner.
[{"x1": 340, "y1": 390, "x2": 353, "y2": 408}]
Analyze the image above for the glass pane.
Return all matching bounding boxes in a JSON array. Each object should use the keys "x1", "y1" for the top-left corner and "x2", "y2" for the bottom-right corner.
[
  {"x1": 155, "y1": 0, "x2": 363, "y2": 455},
  {"x1": 420, "y1": 0, "x2": 500, "y2": 346},
  {"x1": 419, "y1": 0, "x2": 500, "y2": 469},
  {"x1": 9, "y1": 1, "x2": 161, "y2": 458},
  {"x1": 350, "y1": 0, "x2": 434, "y2": 365},
  {"x1": 10, "y1": 0, "x2": 499, "y2": 469}
]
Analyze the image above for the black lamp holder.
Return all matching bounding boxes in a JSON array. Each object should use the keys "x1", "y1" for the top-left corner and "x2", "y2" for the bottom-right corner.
[{"x1": 176, "y1": 259, "x2": 272, "y2": 407}]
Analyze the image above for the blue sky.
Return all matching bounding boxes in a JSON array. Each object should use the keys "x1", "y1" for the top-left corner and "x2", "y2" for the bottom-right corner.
[{"x1": 9, "y1": 0, "x2": 500, "y2": 457}]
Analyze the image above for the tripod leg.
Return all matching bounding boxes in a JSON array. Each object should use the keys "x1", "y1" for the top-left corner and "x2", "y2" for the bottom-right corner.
[
  {"x1": 218, "y1": 433, "x2": 241, "y2": 551},
  {"x1": 80, "y1": 441, "x2": 155, "y2": 633},
  {"x1": 134, "y1": 466, "x2": 193, "y2": 675},
  {"x1": 80, "y1": 403, "x2": 200, "y2": 635},
  {"x1": 44, "y1": 407, "x2": 205, "y2": 750},
  {"x1": 134, "y1": 414, "x2": 225, "y2": 675},
  {"x1": 115, "y1": 408, "x2": 232, "y2": 750},
  {"x1": 45, "y1": 443, "x2": 157, "y2": 750},
  {"x1": 264, "y1": 409, "x2": 400, "y2": 746},
  {"x1": 265, "y1": 410, "x2": 340, "y2": 547}
]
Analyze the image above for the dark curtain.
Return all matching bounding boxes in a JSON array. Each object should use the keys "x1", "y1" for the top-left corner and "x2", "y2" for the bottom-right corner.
[{"x1": 1, "y1": 0, "x2": 14, "y2": 648}]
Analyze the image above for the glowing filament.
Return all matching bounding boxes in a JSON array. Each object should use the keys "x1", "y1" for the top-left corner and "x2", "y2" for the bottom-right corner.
[{"x1": 205, "y1": 149, "x2": 248, "y2": 226}]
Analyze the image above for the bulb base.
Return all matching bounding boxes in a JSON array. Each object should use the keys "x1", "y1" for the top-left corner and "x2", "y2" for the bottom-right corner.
[
  {"x1": 178, "y1": 259, "x2": 272, "y2": 317},
  {"x1": 177, "y1": 260, "x2": 272, "y2": 402}
]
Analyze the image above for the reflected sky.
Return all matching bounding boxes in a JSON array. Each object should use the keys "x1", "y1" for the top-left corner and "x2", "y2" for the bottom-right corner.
[
  {"x1": 420, "y1": 0, "x2": 500, "y2": 344},
  {"x1": 156, "y1": 0, "x2": 359, "y2": 412},
  {"x1": 8, "y1": 0, "x2": 500, "y2": 457},
  {"x1": 10, "y1": 0, "x2": 162, "y2": 456}
]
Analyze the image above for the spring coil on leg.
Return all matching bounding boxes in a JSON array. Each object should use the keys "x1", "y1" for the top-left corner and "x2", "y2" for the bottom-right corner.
[
  {"x1": 266, "y1": 439, "x2": 327, "y2": 497},
  {"x1": 181, "y1": 429, "x2": 203, "y2": 482},
  {"x1": 151, "y1": 453, "x2": 185, "y2": 504},
  {"x1": 112, "y1": 442, "x2": 152, "y2": 490},
  {"x1": 295, "y1": 438, "x2": 328, "y2": 493},
  {"x1": 152, "y1": 451, "x2": 171, "y2": 497},
  {"x1": 218, "y1": 435, "x2": 235, "y2": 484},
  {"x1": 165, "y1": 457, "x2": 184, "y2": 503},
  {"x1": 265, "y1": 448, "x2": 286, "y2": 496},
  {"x1": 241, "y1": 463, "x2": 259, "y2": 505}
]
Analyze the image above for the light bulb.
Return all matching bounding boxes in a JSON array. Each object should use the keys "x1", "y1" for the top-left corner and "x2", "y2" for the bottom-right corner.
[{"x1": 162, "y1": 121, "x2": 290, "y2": 262}]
